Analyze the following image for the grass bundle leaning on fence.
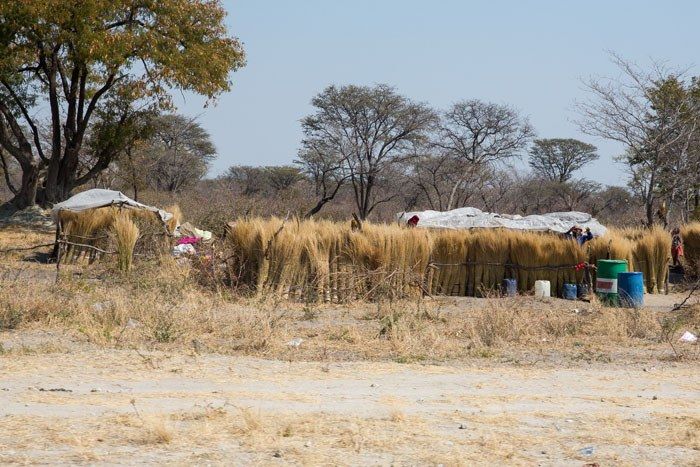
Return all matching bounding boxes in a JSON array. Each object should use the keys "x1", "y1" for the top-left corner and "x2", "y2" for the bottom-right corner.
[
  {"x1": 616, "y1": 226, "x2": 670, "y2": 292},
  {"x1": 681, "y1": 222, "x2": 700, "y2": 276},
  {"x1": 111, "y1": 213, "x2": 140, "y2": 272}
]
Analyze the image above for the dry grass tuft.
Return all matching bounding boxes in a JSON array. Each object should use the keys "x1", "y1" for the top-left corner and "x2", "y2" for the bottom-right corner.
[
  {"x1": 140, "y1": 416, "x2": 174, "y2": 444},
  {"x1": 387, "y1": 408, "x2": 406, "y2": 423},
  {"x1": 233, "y1": 406, "x2": 263, "y2": 435}
]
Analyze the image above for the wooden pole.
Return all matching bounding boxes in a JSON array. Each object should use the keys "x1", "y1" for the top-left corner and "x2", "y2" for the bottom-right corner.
[{"x1": 55, "y1": 220, "x2": 63, "y2": 283}]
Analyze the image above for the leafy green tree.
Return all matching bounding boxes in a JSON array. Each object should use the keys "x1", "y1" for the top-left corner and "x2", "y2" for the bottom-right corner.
[
  {"x1": 528, "y1": 138, "x2": 598, "y2": 182},
  {"x1": 0, "y1": 0, "x2": 245, "y2": 208}
]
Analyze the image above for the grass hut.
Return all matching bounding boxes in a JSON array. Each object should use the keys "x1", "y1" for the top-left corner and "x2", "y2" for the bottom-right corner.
[{"x1": 52, "y1": 189, "x2": 176, "y2": 268}]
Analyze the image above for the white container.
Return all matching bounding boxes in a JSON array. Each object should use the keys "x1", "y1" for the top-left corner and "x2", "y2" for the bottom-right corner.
[{"x1": 534, "y1": 280, "x2": 551, "y2": 298}]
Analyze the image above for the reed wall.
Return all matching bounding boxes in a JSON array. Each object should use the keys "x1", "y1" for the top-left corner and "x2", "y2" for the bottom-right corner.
[{"x1": 226, "y1": 218, "x2": 672, "y2": 301}]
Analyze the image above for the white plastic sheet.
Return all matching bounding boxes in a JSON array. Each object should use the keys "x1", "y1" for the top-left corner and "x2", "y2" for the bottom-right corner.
[
  {"x1": 397, "y1": 207, "x2": 607, "y2": 236},
  {"x1": 51, "y1": 189, "x2": 173, "y2": 223},
  {"x1": 679, "y1": 331, "x2": 698, "y2": 343}
]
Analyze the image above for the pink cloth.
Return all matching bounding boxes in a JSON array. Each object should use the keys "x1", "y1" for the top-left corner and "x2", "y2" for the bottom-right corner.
[{"x1": 176, "y1": 236, "x2": 200, "y2": 246}]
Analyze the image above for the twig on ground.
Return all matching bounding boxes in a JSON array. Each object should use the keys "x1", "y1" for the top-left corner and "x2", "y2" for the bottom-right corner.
[{"x1": 671, "y1": 281, "x2": 700, "y2": 311}]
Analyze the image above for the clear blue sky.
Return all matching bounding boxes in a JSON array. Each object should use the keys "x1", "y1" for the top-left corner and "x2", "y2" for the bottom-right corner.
[{"x1": 177, "y1": 0, "x2": 700, "y2": 186}]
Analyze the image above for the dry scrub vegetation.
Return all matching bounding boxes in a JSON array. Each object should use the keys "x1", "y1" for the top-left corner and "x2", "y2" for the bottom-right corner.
[
  {"x1": 2, "y1": 252, "x2": 697, "y2": 363},
  {"x1": 0, "y1": 223, "x2": 698, "y2": 363}
]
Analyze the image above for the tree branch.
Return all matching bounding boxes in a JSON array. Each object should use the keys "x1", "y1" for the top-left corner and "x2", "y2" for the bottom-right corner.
[
  {"x1": 0, "y1": 79, "x2": 47, "y2": 161},
  {"x1": 0, "y1": 148, "x2": 19, "y2": 195}
]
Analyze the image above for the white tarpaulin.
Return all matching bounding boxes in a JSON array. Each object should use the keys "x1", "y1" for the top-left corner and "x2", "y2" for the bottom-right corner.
[
  {"x1": 398, "y1": 207, "x2": 607, "y2": 236},
  {"x1": 51, "y1": 189, "x2": 173, "y2": 223}
]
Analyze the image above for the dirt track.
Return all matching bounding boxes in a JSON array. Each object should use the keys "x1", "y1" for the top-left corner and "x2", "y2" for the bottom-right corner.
[{"x1": 1, "y1": 340, "x2": 698, "y2": 465}]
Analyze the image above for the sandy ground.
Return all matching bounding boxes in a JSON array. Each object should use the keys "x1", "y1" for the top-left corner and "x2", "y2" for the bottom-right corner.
[{"x1": 1, "y1": 336, "x2": 698, "y2": 465}]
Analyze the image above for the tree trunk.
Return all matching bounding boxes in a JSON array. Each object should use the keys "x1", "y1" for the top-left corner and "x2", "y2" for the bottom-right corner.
[
  {"x1": 645, "y1": 197, "x2": 654, "y2": 228},
  {"x1": 446, "y1": 177, "x2": 461, "y2": 211},
  {"x1": 304, "y1": 182, "x2": 343, "y2": 219},
  {"x1": 357, "y1": 176, "x2": 373, "y2": 221},
  {"x1": 10, "y1": 162, "x2": 41, "y2": 210},
  {"x1": 305, "y1": 199, "x2": 329, "y2": 219},
  {"x1": 447, "y1": 165, "x2": 477, "y2": 211}
]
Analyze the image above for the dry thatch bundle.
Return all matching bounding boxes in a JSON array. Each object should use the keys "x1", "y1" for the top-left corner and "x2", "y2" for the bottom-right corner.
[
  {"x1": 347, "y1": 223, "x2": 432, "y2": 300},
  {"x1": 586, "y1": 232, "x2": 635, "y2": 270},
  {"x1": 681, "y1": 222, "x2": 700, "y2": 276},
  {"x1": 225, "y1": 218, "x2": 272, "y2": 292},
  {"x1": 508, "y1": 232, "x2": 585, "y2": 297},
  {"x1": 470, "y1": 229, "x2": 510, "y2": 296},
  {"x1": 225, "y1": 219, "x2": 586, "y2": 301},
  {"x1": 631, "y1": 227, "x2": 671, "y2": 293},
  {"x1": 225, "y1": 218, "x2": 432, "y2": 301},
  {"x1": 111, "y1": 213, "x2": 139, "y2": 272},
  {"x1": 429, "y1": 230, "x2": 471, "y2": 295}
]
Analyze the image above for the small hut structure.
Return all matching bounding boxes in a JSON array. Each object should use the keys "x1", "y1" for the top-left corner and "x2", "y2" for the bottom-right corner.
[{"x1": 51, "y1": 189, "x2": 176, "y2": 265}]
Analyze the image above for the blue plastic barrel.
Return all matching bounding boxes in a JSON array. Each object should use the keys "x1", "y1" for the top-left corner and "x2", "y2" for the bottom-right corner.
[
  {"x1": 618, "y1": 272, "x2": 644, "y2": 308},
  {"x1": 562, "y1": 283, "x2": 577, "y2": 300},
  {"x1": 502, "y1": 278, "x2": 517, "y2": 297}
]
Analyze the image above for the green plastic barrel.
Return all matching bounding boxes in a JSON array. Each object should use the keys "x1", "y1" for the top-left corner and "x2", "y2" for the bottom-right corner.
[{"x1": 596, "y1": 259, "x2": 628, "y2": 306}]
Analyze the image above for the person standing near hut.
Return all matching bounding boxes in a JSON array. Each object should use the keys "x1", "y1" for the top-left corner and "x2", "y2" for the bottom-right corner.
[
  {"x1": 671, "y1": 228, "x2": 684, "y2": 267},
  {"x1": 406, "y1": 215, "x2": 420, "y2": 228},
  {"x1": 565, "y1": 225, "x2": 582, "y2": 241},
  {"x1": 580, "y1": 227, "x2": 594, "y2": 246}
]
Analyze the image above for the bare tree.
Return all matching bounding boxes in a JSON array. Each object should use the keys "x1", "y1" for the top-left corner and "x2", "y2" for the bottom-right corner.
[
  {"x1": 509, "y1": 174, "x2": 558, "y2": 214},
  {"x1": 408, "y1": 153, "x2": 461, "y2": 211},
  {"x1": 549, "y1": 179, "x2": 602, "y2": 211},
  {"x1": 145, "y1": 114, "x2": 216, "y2": 193},
  {"x1": 577, "y1": 53, "x2": 700, "y2": 226},
  {"x1": 588, "y1": 185, "x2": 635, "y2": 221},
  {"x1": 477, "y1": 168, "x2": 517, "y2": 213},
  {"x1": 295, "y1": 147, "x2": 350, "y2": 218},
  {"x1": 300, "y1": 84, "x2": 435, "y2": 220},
  {"x1": 223, "y1": 165, "x2": 304, "y2": 196},
  {"x1": 528, "y1": 138, "x2": 598, "y2": 182},
  {"x1": 437, "y1": 100, "x2": 534, "y2": 209}
]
